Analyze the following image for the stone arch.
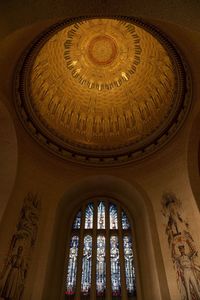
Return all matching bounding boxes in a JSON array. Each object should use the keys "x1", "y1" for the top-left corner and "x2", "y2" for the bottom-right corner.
[
  {"x1": 187, "y1": 110, "x2": 200, "y2": 211},
  {"x1": 0, "y1": 99, "x2": 18, "y2": 223},
  {"x1": 42, "y1": 175, "x2": 170, "y2": 300}
]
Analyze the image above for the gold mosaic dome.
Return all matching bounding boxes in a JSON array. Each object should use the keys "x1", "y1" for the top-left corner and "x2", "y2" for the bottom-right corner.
[{"x1": 15, "y1": 17, "x2": 190, "y2": 165}]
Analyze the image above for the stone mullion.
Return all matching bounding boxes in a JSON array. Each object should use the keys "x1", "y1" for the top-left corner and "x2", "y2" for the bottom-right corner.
[
  {"x1": 117, "y1": 204, "x2": 127, "y2": 300},
  {"x1": 75, "y1": 204, "x2": 85, "y2": 300},
  {"x1": 105, "y1": 201, "x2": 112, "y2": 300},
  {"x1": 90, "y1": 201, "x2": 97, "y2": 299}
]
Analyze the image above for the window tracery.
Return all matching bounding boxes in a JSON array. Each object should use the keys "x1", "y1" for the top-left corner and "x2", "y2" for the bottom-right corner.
[{"x1": 65, "y1": 199, "x2": 137, "y2": 299}]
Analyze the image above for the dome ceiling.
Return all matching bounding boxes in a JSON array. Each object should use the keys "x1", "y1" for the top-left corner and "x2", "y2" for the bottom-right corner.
[{"x1": 15, "y1": 17, "x2": 191, "y2": 165}]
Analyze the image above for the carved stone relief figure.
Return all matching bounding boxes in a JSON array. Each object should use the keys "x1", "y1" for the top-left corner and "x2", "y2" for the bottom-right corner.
[
  {"x1": 162, "y1": 192, "x2": 200, "y2": 300},
  {"x1": 0, "y1": 193, "x2": 41, "y2": 300},
  {"x1": 0, "y1": 246, "x2": 25, "y2": 300}
]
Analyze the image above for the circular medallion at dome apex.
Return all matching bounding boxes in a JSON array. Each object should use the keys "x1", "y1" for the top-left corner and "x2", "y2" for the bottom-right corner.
[
  {"x1": 15, "y1": 17, "x2": 191, "y2": 165},
  {"x1": 87, "y1": 35, "x2": 118, "y2": 66}
]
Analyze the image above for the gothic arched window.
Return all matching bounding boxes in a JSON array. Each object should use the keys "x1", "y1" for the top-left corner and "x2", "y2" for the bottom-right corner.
[{"x1": 64, "y1": 199, "x2": 137, "y2": 299}]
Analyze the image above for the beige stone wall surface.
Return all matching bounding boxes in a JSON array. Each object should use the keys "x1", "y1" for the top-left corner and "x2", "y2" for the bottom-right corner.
[{"x1": 0, "y1": 1, "x2": 200, "y2": 300}]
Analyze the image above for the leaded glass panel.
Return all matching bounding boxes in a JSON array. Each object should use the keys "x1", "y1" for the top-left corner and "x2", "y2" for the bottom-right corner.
[
  {"x1": 123, "y1": 236, "x2": 136, "y2": 297},
  {"x1": 110, "y1": 236, "x2": 121, "y2": 296},
  {"x1": 65, "y1": 200, "x2": 137, "y2": 299},
  {"x1": 109, "y1": 203, "x2": 118, "y2": 230},
  {"x1": 73, "y1": 210, "x2": 81, "y2": 229},
  {"x1": 66, "y1": 236, "x2": 79, "y2": 296},
  {"x1": 97, "y1": 202, "x2": 105, "y2": 229},
  {"x1": 81, "y1": 235, "x2": 92, "y2": 295},
  {"x1": 85, "y1": 203, "x2": 94, "y2": 229},
  {"x1": 122, "y1": 210, "x2": 130, "y2": 230},
  {"x1": 96, "y1": 236, "x2": 106, "y2": 296}
]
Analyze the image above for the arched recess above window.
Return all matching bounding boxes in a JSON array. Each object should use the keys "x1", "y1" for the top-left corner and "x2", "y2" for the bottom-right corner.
[{"x1": 64, "y1": 199, "x2": 137, "y2": 300}]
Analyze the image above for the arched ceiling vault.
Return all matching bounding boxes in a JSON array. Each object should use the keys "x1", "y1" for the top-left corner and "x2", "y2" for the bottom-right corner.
[{"x1": 15, "y1": 16, "x2": 191, "y2": 165}]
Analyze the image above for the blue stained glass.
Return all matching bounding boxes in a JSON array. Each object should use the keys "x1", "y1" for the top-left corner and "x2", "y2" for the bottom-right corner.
[
  {"x1": 73, "y1": 210, "x2": 81, "y2": 229},
  {"x1": 66, "y1": 236, "x2": 79, "y2": 295},
  {"x1": 109, "y1": 203, "x2": 118, "y2": 229},
  {"x1": 110, "y1": 236, "x2": 121, "y2": 296},
  {"x1": 85, "y1": 203, "x2": 94, "y2": 229},
  {"x1": 123, "y1": 236, "x2": 136, "y2": 296},
  {"x1": 81, "y1": 235, "x2": 92, "y2": 295},
  {"x1": 97, "y1": 202, "x2": 105, "y2": 229},
  {"x1": 96, "y1": 236, "x2": 106, "y2": 296},
  {"x1": 122, "y1": 210, "x2": 130, "y2": 230}
]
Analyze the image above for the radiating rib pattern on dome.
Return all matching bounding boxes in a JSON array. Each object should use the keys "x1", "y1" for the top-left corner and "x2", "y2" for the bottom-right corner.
[
  {"x1": 15, "y1": 16, "x2": 190, "y2": 165},
  {"x1": 30, "y1": 18, "x2": 175, "y2": 150}
]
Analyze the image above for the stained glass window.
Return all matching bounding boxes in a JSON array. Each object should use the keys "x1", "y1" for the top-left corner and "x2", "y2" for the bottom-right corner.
[
  {"x1": 73, "y1": 210, "x2": 81, "y2": 229},
  {"x1": 96, "y1": 236, "x2": 106, "y2": 296},
  {"x1": 109, "y1": 203, "x2": 118, "y2": 229},
  {"x1": 65, "y1": 200, "x2": 137, "y2": 299},
  {"x1": 97, "y1": 202, "x2": 105, "y2": 229},
  {"x1": 122, "y1": 210, "x2": 130, "y2": 230},
  {"x1": 123, "y1": 236, "x2": 136, "y2": 297},
  {"x1": 110, "y1": 236, "x2": 121, "y2": 296},
  {"x1": 81, "y1": 235, "x2": 92, "y2": 295},
  {"x1": 85, "y1": 203, "x2": 94, "y2": 229},
  {"x1": 65, "y1": 236, "x2": 79, "y2": 295}
]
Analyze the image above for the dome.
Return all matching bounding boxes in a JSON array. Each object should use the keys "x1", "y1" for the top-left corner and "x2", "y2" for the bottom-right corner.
[{"x1": 15, "y1": 17, "x2": 190, "y2": 165}]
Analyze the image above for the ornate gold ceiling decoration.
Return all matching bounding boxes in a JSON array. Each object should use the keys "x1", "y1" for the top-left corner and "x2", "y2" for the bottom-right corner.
[
  {"x1": 63, "y1": 20, "x2": 142, "y2": 91},
  {"x1": 15, "y1": 17, "x2": 191, "y2": 165}
]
